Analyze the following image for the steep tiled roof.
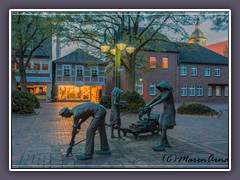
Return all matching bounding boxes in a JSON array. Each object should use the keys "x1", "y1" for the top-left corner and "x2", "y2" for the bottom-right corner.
[
  {"x1": 145, "y1": 41, "x2": 228, "y2": 65},
  {"x1": 177, "y1": 43, "x2": 228, "y2": 65},
  {"x1": 205, "y1": 40, "x2": 228, "y2": 56},
  {"x1": 53, "y1": 49, "x2": 106, "y2": 65},
  {"x1": 144, "y1": 41, "x2": 180, "y2": 52}
]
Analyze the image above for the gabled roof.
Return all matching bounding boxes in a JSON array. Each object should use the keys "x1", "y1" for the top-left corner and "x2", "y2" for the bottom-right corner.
[
  {"x1": 177, "y1": 43, "x2": 228, "y2": 65},
  {"x1": 53, "y1": 49, "x2": 107, "y2": 65},
  {"x1": 144, "y1": 40, "x2": 228, "y2": 65},
  {"x1": 205, "y1": 40, "x2": 228, "y2": 56},
  {"x1": 144, "y1": 41, "x2": 180, "y2": 52}
]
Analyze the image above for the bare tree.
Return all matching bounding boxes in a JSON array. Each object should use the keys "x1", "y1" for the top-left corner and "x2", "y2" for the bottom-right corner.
[
  {"x1": 61, "y1": 11, "x2": 199, "y2": 91},
  {"x1": 11, "y1": 11, "x2": 64, "y2": 92}
]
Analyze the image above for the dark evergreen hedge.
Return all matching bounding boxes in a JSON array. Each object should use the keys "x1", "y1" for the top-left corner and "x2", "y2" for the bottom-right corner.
[
  {"x1": 177, "y1": 103, "x2": 219, "y2": 116},
  {"x1": 99, "y1": 95, "x2": 111, "y2": 109},
  {"x1": 12, "y1": 90, "x2": 40, "y2": 114},
  {"x1": 121, "y1": 91, "x2": 145, "y2": 113}
]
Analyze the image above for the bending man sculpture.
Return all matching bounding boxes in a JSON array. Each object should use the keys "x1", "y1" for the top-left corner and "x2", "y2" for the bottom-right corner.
[
  {"x1": 144, "y1": 81, "x2": 176, "y2": 151},
  {"x1": 59, "y1": 103, "x2": 111, "y2": 160}
]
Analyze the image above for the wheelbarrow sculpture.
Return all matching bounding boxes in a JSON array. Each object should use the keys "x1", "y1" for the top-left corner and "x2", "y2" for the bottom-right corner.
[{"x1": 121, "y1": 107, "x2": 161, "y2": 139}]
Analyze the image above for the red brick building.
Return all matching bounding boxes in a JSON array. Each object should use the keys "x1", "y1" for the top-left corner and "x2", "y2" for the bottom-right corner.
[
  {"x1": 205, "y1": 40, "x2": 229, "y2": 57},
  {"x1": 105, "y1": 41, "x2": 229, "y2": 103}
]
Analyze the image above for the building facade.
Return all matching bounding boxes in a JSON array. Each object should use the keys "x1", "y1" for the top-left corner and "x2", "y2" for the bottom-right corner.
[
  {"x1": 53, "y1": 49, "x2": 106, "y2": 102},
  {"x1": 106, "y1": 41, "x2": 229, "y2": 103},
  {"x1": 15, "y1": 39, "x2": 53, "y2": 101}
]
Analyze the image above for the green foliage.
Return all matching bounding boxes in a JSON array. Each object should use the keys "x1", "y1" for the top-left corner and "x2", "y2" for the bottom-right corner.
[
  {"x1": 12, "y1": 90, "x2": 40, "y2": 114},
  {"x1": 121, "y1": 91, "x2": 145, "y2": 113},
  {"x1": 177, "y1": 103, "x2": 219, "y2": 116},
  {"x1": 99, "y1": 95, "x2": 111, "y2": 109}
]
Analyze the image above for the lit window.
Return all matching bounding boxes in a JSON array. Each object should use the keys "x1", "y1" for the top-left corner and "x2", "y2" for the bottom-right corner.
[
  {"x1": 33, "y1": 62, "x2": 40, "y2": 70},
  {"x1": 181, "y1": 86, "x2": 187, "y2": 96},
  {"x1": 180, "y1": 65, "x2": 187, "y2": 76},
  {"x1": 197, "y1": 86, "x2": 203, "y2": 96},
  {"x1": 224, "y1": 86, "x2": 228, "y2": 96},
  {"x1": 149, "y1": 83, "x2": 156, "y2": 95},
  {"x1": 136, "y1": 56, "x2": 143, "y2": 68},
  {"x1": 42, "y1": 62, "x2": 49, "y2": 71},
  {"x1": 91, "y1": 66, "x2": 98, "y2": 76},
  {"x1": 136, "y1": 82, "x2": 143, "y2": 95},
  {"x1": 189, "y1": 86, "x2": 195, "y2": 96},
  {"x1": 191, "y1": 66, "x2": 198, "y2": 76},
  {"x1": 208, "y1": 86, "x2": 212, "y2": 96},
  {"x1": 205, "y1": 67, "x2": 210, "y2": 76},
  {"x1": 76, "y1": 65, "x2": 83, "y2": 76},
  {"x1": 63, "y1": 65, "x2": 71, "y2": 76},
  {"x1": 215, "y1": 67, "x2": 221, "y2": 77},
  {"x1": 216, "y1": 86, "x2": 221, "y2": 96},
  {"x1": 150, "y1": 56, "x2": 156, "y2": 68},
  {"x1": 162, "y1": 57, "x2": 168, "y2": 69}
]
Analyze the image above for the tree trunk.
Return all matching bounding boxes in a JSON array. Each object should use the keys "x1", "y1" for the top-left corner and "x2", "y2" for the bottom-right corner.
[
  {"x1": 127, "y1": 54, "x2": 136, "y2": 92},
  {"x1": 18, "y1": 60, "x2": 28, "y2": 92},
  {"x1": 11, "y1": 70, "x2": 17, "y2": 91}
]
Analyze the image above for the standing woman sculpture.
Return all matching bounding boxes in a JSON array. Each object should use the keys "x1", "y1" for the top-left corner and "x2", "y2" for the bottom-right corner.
[
  {"x1": 110, "y1": 87, "x2": 125, "y2": 139},
  {"x1": 144, "y1": 81, "x2": 176, "y2": 151}
]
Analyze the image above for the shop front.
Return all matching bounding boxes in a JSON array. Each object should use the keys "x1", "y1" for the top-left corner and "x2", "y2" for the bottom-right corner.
[{"x1": 57, "y1": 85, "x2": 102, "y2": 103}]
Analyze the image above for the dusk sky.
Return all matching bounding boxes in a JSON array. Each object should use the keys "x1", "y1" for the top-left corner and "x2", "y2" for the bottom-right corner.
[{"x1": 184, "y1": 19, "x2": 229, "y2": 45}]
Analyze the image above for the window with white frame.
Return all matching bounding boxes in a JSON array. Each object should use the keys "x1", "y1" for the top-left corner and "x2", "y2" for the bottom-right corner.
[
  {"x1": 189, "y1": 86, "x2": 195, "y2": 96},
  {"x1": 76, "y1": 65, "x2": 83, "y2": 76},
  {"x1": 42, "y1": 62, "x2": 49, "y2": 71},
  {"x1": 208, "y1": 86, "x2": 212, "y2": 96},
  {"x1": 137, "y1": 82, "x2": 143, "y2": 95},
  {"x1": 216, "y1": 86, "x2": 221, "y2": 96},
  {"x1": 215, "y1": 67, "x2": 221, "y2": 77},
  {"x1": 33, "y1": 62, "x2": 41, "y2": 70},
  {"x1": 181, "y1": 86, "x2": 187, "y2": 96},
  {"x1": 63, "y1": 65, "x2": 71, "y2": 76},
  {"x1": 204, "y1": 67, "x2": 210, "y2": 76},
  {"x1": 180, "y1": 65, "x2": 187, "y2": 76},
  {"x1": 224, "y1": 86, "x2": 228, "y2": 96},
  {"x1": 162, "y1": 57, "x2": 168, "y2": 69},
  {"x1": 197, "y1": 86, "x2": 203, "y2": 96},
  {"x1": 191, "y1": 66, "x2": 198, "y2": 76},
  {"x1": 91, "y1": 66, "x2": 98, "y2": 76},
  {"x1": 149, "y1": 83, "x2": 156, "y2": 95}
]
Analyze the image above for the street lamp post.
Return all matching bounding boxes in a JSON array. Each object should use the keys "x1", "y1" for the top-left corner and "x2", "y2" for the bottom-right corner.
[{"x1": 100, "y1": 25, "x2": 135, "y2": 89}]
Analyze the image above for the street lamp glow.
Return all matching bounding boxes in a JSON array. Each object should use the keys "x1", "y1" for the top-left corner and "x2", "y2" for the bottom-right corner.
[
  {"x1": 100, "y1": 43, "x2": 110, "y2": 52},
  {"x1": 126, "y1": 44, "x2": 135, "y2": 54},
  {"x1": 116, "y1": 40, "x2": 127, "y2": 51},
  {"x1": 110, "y1": 47, "x2": 116, "y2": 55}
]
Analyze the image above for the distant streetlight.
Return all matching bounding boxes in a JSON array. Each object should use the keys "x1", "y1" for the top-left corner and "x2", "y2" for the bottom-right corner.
[{"x1": 100, "y1": 23, "x2": 135, "y2": 88}]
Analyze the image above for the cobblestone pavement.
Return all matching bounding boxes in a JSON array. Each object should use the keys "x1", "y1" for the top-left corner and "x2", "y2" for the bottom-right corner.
[{"x1": 11, "y1": 102, "x2": 229, "y2": 170}]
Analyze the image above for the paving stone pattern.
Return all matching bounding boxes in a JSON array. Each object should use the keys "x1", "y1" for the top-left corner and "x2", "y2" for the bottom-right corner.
[{"x1": 11, "y1": 102, "x2": 229, "y2": 170}]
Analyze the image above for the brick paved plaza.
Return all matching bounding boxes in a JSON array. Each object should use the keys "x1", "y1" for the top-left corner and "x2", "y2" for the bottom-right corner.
[{"x1": 11, "y1": 102, "x2": 229, "y2": 170}]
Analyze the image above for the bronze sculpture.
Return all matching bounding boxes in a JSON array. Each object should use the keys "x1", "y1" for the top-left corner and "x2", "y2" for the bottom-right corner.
[
  {"x1": 144, "y1": 81, "x2": 176, "y2": 151},
  {"x1": 59, "y1": 102, "x2": 111, "y2": 160},
  {"x1": 109, "y1": 87, "x2": 126, "y2": 139}
]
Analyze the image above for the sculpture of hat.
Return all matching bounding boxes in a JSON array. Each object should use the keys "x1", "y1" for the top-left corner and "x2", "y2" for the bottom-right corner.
[
  {"x1": 59, "y1": 107, "x2": 69, "y2": 116},
  {"x1": 156, "y1": 81, "x2": 174, "y2": 92},
  {"x1": 111, "y1": 87, "x2": 123, "y2": 96}
]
